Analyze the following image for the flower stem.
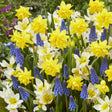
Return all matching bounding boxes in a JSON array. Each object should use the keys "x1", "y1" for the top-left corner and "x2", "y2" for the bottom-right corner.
[
  {"x1": 65, "y1": 96, "x2": 68, "y2": 112},
  {"x1": 84, "y1": 101, "x2": 87, "y2": 112},
  {"x1": 67, "y1": 18, "x2": 70, "y2": 36},
  {"x1": 32, "y1": 44, "x2": 35, "y2": 53},
  {"x1": 91, "y1": 57, "x2": 99, "y2": 66}
]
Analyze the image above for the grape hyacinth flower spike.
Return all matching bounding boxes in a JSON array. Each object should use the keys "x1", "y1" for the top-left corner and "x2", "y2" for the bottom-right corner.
[
  {"x1": 89, "y1": 25, "x2": 98, "y2": 42},
  {"x1": 68, "y1": 95, "x2": 77, "y2": 111},
  {"x1": 36, "y1": 33, "x2": 44, "y2": 47},
  {"x1": 80, "y1": 84, "x2": 88, "y2": 100},
  {"x1": 75, "y1": 48, "x2": 80, "y2": 57},
  {"x1": 91, "y1": 67, "x2": 99, "y2": 85},
  {"x1": 18, "y1": 86, "x2": 29, "y2": 101},
  {"x1": 11, "y1": 75, "x2": 20, "y2": 89},
  {"x1": 54, "y1": 77, "x2": 63, "y2": 96},
  {"x1": 101, "y1": 28, "x2": 106, "y2": 41},
  {"x1": 62, "y1": 80, "x2": 70, "y2": 96},
  {"x1": 63, "y1": 64, "x2": 69, "y2": 79},
  {"x1": 60, "y1": 19, "x2": 67, "y2": 32},
  {"x1": 100, "y1": 57, "x2": 108, "y2": 76},
  {"x1": 9, "y1": 42, "x2": 16, "y2": 56},
  {"x1": 15, "y1": 48, "x2": 24, "y2": 65},
  {"x1": 34, "y1": 66, "x2": 43, "y2": 80}
]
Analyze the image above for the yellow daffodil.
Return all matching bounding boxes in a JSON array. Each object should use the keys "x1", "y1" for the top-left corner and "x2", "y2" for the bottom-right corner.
[
  {"x1": 105, "y1": 65, "x2": 112, "y2": 81},
  {"x1": 67, "y1": 75, "x2": 83, "y2": 91},
  {"x1": 88, "y1": 0, "x2": 104, "y2": 14},
  {"x1": 42, "y1": 58, "x2": 61, "y2": 77},
  {"x1": 70, "y1": 18, "x2": 88, "y2": 36},
  {"x1": 95, "y1": 9, "x2": 112, "y2": 29},
  {"x1": 15, "y1": 6, "x2": 31, "y2": 20},
  {"x1": 57, "y1": 1, "x2": 73, "y2": 19},
  {"x1": 90, "y1": 40, "x2": 109, "y2": 57},
  {"x1": 49, "y1": 29, "x2": 70, "y2": 50},
  {"x1": 95, "y1": 80, "x2": 109, "y2": 94},
  {"x1": 31, "y1": 15, "x2": 47, "y2": 34}
]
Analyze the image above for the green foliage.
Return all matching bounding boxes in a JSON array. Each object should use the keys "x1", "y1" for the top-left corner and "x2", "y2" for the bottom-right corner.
[
  {"x1": 8, "y1": 0, "x2": 112, "y2": 17},
  {"x1": 8, "y1": 0, "x2": 89, "y2": 16},
  {"x1": 46, "y1": 0, "x2": 89, "y2": 15},
  {"x1": 8, "y1": 0, "x2": 47, "y2": 16},
  {"x1": 101, "y1": 0, "x2": 112, "y2": 11},
  {"x1": 0, "y1": 42, "x2": 9, "y2": 61},
  {"x1": 0, "y1": 97, "x2": 8, "y2": 112}
]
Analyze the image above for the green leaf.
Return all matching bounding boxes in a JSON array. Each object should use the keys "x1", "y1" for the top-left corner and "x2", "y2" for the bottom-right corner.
[
  {"x1": 67, "y1": 46, "x2": 72, "y2": 74},
  {"x1": 21, "y1": 86, "x2": 36, "y2": 97},
  {"x1": 0, "y1": 80, "x2": 6, "y2": 89},
  {"x1": 109, "y1": 25, "x2": 112, "y2": 37}
]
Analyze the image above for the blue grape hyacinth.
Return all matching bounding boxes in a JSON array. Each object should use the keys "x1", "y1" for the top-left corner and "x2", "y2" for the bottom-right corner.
[
  {"x1": 11, "y1": 75, "x2": 20, "y2": 89},
  {"x1": 36, "y1": 33, "x2": 44, "y2": 47},
  {"x1": 68, "y1": 95, "x2": 77, "y2": 111},
  {"x1": 75, "y1": 48, "x2": 80, "y2": 57},
  {"x1": 63, "y1": 64, "x2": 69, "y2": 79},
  {"x1": 101, "y1": 28, "x2": 106, "y2": 41},
  {"x1": 15, "y1": 48, "x2": 24, "y2": 65},
  {"x1": 34, "y1": 66, "x2": 43, "y2": 80},
  {"x1": 91, "y1": 67, "x2": 99, "y2": 85},
  {"x1": 89, "y1": 25, "x2": 98, "y2": 42},
  {"x1": 9, "y1": 42, "x2": 16, "y2": 56},
  {"x1": 100, "y1": 57, "x2": 108, "y2": 76},
  {"x1": 63, "y1": 80, "x2": 70, "y2": 96},
  {"x1": 54, "y1": 77, "x2": 63, "y2": 96},
  {"x1": 80, "y1": 84, "x2": 88, "y2": 100},
  {"x1": 18, "y1": 86, "x2": 29, "y2": 101},
  {"x1": 60, "y1": 19, "x2": 67, "y2": 32}
]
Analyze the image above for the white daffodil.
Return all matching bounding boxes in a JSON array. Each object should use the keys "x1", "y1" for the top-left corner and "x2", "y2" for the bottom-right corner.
[
  {"x1": 34, "y1": 78, "x2": 44, "y2": 94},
  {"x1": 74, "y1": 52, "x2": 90, "y2": 68},
  {"x1": 4, "y1": 67, "x2": 14, "y2": 79},
  {"x1": 82, "y1": 28, "x2": 90, "y2": 43},
  {"x1": 80, "y1": 66, "x2": 89, "y2": 80},
  {"x1": 1, "y1": 80, "x2": 12, "y2": 88},
  {"x1": 0, "y1": 86, "x2": 14, "y2": 101},
  {"x1": 44, "y1": 79, "x2": 51, "y2": 90},
  {"x1": 0, "y1": 85, "x2": 23, "y2": 112},
  {"x1": 6, "y1": 104, "x2": 26, "y2": 112},
  {"x1": 87, "y1": 83, "x2": 100, "y2": 101},
  {"x1": 37, "y1": 41, "x2": 51, "y2": 58},
  {"x1": 108, "y1": 49, "x2": 112, "y2": 60},
  {"x1": 83, "y1": 46, "x2": 94, "y2": 57},
  {"x1": 0, "y1": 56, "x2": 15, "y2": 69},
  {"x1": 14, "y1": 17, "x2": 29, "y2": 31},
  {"x1": 34, "y1": 79, "x2": 51, "y2": 95},
  {"x1": 108, "y1": 37, "x2": 112, "y2": 47},
  {"x1": 72, "y1": 67, "x2": 82, "y2": 77},
  {"x1": 26, "y1": 24, "x2": 36, "y2": 44},
  {"x1": 37, "y1": 40, "x2": 60, "y2": 68},
  {"x1": 39, "y1": 88, "x2": 53, "y2": 105},
  {"x1": 33, "y1": 79, "x2": 53, "y2": 111},
  {"x1": 71, "y1": 10, "x2": 81, "y2": 20},
  {"x1": 33, "y1": 99, "x2": 47, "y2": 111},
  {"x1": 5, "y1": 107, "x2": 18, "y2": 112},
  {"x1": 5, "y1": 93, "x2": 23, "y2": 109},
  {"x1": 96, "y1": 30, "x2": 102, "y2": 40},
  {"x1": 48, "y1": 11, "x2": 62, "y2": 29},
  {"x1": 84, "y1": 9, "x2": 96, "y2": 24},
  {"x1": 93, "y1": 96, "x2": 110, "y2": 112},
  {"x1": 72, "y1": 66, "x2": 89, "y2": 80},
  {"x1": 0, "y1": 86, "x2": 23, "y2": 112},
  {"x1": 4, "y1": 63, "x2": 20, "y2": 79},
  {"x1": 109, "y1": 94, "x2": 112, "y2": 111},
  {"x1": 0, "y1": 56, "x2": 16, "y2": 79}
]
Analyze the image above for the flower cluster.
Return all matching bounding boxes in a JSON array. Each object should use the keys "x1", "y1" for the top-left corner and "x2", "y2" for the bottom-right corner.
[{"x1": 1, "y1": 0, "x2": 112, "y2": 112}]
